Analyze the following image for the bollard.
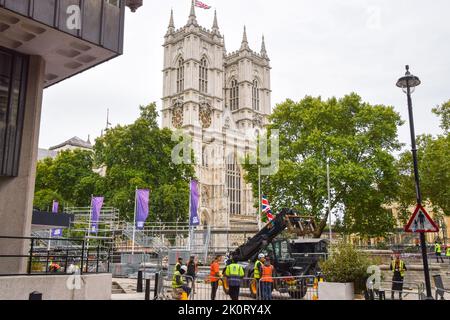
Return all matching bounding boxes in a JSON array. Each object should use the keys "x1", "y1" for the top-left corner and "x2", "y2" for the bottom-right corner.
[
  {"x1": 29, "y1": 291, "x2": 43, "y2": 300},
  {"x1": 137, "y1": 271, "x2": 143, "y2": 293},
  {"x1": 145, "y1": 279, "x2": 151, "y2": 300},
  {"x1": 378, "y1": 290, "x2": 386, "y2": 300},
  {"x1": 153, "y1": 272, "x2": 159, "y2": 300}
]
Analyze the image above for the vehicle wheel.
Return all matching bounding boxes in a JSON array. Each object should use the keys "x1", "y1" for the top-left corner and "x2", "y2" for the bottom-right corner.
[{"x1": 287, "y1": 278, "x2": 308, "y2": 299}]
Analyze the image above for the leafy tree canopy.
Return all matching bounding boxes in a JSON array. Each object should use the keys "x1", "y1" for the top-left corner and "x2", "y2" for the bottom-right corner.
[
  {"x1": 34, "y1": 149, "x2": 100, "y2": 209},
  {"x1": 244, "y1": 93, "x2": 403, "y2": 238},
  {"x1": 34, "y1": 103, "x2": 195, "y2": 224},
  {"x1": 396, "y1": 103, "x2": 450, "y2": 221},
  {"x1": 93, "y1": 103, "x2": 195, "y2": 221}
]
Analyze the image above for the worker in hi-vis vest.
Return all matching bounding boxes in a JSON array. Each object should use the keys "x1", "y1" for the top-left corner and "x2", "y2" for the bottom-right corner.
[
  {"x1": 390, "y1": 255, "x2": 407, "y2": 300},
  {"x1": 260, "y1": 258, "x2": 275, "y2": 300},
  {"x1": 225, "y1": 259, "x2": 245, "y2": 301},
  {"x1": 435, "y1": 241, "x2": 444, "y2": 263},
  {"x1": 254, "y1": 253, "x2": 265, "y2": 299}
]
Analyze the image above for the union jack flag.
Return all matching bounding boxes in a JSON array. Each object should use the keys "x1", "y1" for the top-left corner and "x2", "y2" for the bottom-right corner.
[
  {"x1": 261, "y1": 195, "x2": 275, "y2": 222},
  {"x1": 195, "y1": 0, "x2": 211, "y2": 10}
]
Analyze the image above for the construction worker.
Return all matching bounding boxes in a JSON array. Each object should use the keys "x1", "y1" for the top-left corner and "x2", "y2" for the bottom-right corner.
[
  {"x1": 225, "y1": 258, "x2": 245, "y2": 301},
  {"x1": 390, "y1": 255, "x2": 407, "y2": 300},
  {"x1": 254, "y1": 253, "x2": 265, "y2": 298},
  {"x1": 172, "y1": 265, "x2": 191, "y2": 300},
  {"x1": 446, "y1": 245, "x2": 450, "y2": 261},
  {"x1": 209, "y1": 255, "x2": 221, "y2": 300},
  {"x1": 435, "y1": 241, "x2": 444, "y2": 263},
  {"x1": 186, "y1": 255, "x2": 198, "y2": 293},
  {"x1": 174, "y1": 257, "x2": 183, "y2": 273},
  {"x1": 260, "y1": 258, "x2": 274, "y2": 300},
  {"x1": 254, "y1": 253, "x2": 265, "y2": 279}
]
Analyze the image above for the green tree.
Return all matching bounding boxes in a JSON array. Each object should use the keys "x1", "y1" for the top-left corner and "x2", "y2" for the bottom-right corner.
[
  {"x1": 432, "y1": 100, "x2": 450, "y2": 133},
  {"x1": 34, "y1": 149, "x2": 101, "y2": 208},
  {"x1": 244, "y1": 94, "x2": 403, "y2": 238},
  {"x1": 94, "y1": 103, "x2": 195, "y2": 222},
  {"x1": 33, "y1": 189, "x2": 64, "y2": 211},
  {"x1": 397, "y1": 134, "x2": 450, "y2": 221}
]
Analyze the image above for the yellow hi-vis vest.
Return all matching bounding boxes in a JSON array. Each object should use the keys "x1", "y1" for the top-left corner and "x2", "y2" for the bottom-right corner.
[
  {"x1": 391, "y1": 260, "x2": 406, "y2": 278},
  {"x1": 226, "y1": 263, "x2": 245, "y2": 287},
  {"x1": 172, "y1": 271, "x2": 184, "y2": 288},
  {"x1": 435, "y1": 243, "x2": 442, "y2": 254},
  {"x1": 254, "y1": 260, "x2": 262, "y2": 279},
  {"x1": 446, "y1": 247, "x2": 450, "y2": 257}
]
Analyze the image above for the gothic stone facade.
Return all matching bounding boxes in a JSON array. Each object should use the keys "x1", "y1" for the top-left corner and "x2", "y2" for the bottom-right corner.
[{"x1": 161, "y1": 5, "x2": 271, "y2": 246}]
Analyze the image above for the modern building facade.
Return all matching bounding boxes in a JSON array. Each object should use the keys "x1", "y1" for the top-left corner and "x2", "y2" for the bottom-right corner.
[
  {"x1": 161, "y1": 3, "x2": 272, "y2": 246},
  {"x1": 0, "y1": 0, "x2": 139, "y2": 275}
]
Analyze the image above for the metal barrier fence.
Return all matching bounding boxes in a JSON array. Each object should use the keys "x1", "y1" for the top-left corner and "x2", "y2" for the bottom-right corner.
[
  {"x1": 0, "y1": 236, "x2": 110, "y2": 276},
  {"x1": 258, "y1": 275, "x2": 318, "y2": 300},
  {"x1": 368, "y1": 281, "x2": 425, "y2": 300},
  {"x1": 154, "y1": 272, "x2": 319, "y2": 301}
]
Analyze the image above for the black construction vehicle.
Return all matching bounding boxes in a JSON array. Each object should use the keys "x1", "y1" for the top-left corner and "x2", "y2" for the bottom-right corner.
[{"x1": 222, "y1": 208, "x2": 328, "y2": 298}]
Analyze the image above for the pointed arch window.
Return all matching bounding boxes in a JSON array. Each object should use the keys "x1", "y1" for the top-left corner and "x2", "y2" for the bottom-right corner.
[
  {"x1": 176, "y1": 58, "x2": 184, "y2": 93},
  {"x1": 230, "y1": 79, "x2": 239, "y2": 111},
  {"x1": 252, "y1": 80, "x2": 260, "y2": 111},
  {"x1": 199, "y1": 57, "x2": 208, "y2": 93},
  {"x1": 226, "y1": 154, "x2": 241, "y2": 215}
]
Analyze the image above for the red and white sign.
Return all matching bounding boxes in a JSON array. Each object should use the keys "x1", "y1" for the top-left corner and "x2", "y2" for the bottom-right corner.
[{"x1": 404, "y1": 204, "x2": 439, "y2": 233}]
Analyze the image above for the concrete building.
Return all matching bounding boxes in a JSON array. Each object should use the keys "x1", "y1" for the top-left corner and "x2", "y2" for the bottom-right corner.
[
  {"x1": 161, "y1": 3, "x2": 272, "y2": 246},
  {"x1": 0, "y1": 0, "x2": 140, "y2": 279}
]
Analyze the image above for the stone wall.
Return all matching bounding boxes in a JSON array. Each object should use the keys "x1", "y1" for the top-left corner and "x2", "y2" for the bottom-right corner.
[{"x1": 0, "y1": 274, "x2": 112, "y2": 300}]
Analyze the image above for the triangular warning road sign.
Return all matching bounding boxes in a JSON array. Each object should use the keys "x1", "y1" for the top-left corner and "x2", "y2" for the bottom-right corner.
[{"x1": 404, "y1": 204, "x2": 439, "y2": 233}]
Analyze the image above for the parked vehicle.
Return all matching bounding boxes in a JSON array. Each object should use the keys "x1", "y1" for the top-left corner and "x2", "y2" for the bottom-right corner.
[{"x1": 222, "y1": 208, "x2": 328, "y2": 298}]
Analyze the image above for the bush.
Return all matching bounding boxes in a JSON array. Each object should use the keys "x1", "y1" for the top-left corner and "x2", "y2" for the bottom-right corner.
[{"x1": 320, "y1": 242, "x2": 375, "y2": 293}]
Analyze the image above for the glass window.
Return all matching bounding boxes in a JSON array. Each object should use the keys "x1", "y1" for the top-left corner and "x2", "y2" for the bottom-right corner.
[
  {"x1": 226, "y1": 154, "x2": 241, "y2": 215},
  {"x1": 230, "y1": 79, "x2": 239, "y2": 111},
  {"x1": 252, "y1": 80, "x2": 260, "y2": 111},
  {"x1": 199, "y1": 57, "x2": 208, "y2": 93},
  {"x1": 0, "y1": 48, "x2": 28, "y2": 177},
  {"x1": 176, "y1": 58, "x2": 184, "y2": 93}
]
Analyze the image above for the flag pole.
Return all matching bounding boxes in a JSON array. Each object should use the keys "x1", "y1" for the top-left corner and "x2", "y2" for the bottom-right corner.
[
  {"x1": 258, "y1": 165, "x2": 262, "y2": 230},
  {"x1": 327, "y1": 158, "x2": 332, "y2": 243},
  {"x1": 188, "y1": 181, "x2": 192, "y2": 252},
  {"x1": 87, "y1": 195, "x2": 93, "y2": 250},
  {"x1": 132, "y1": 187, "x2": 137, "y2": 255}
]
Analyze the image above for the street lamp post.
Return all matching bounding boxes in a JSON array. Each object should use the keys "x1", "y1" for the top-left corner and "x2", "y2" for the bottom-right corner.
[{"x1": 396, "y1": 65, "x2": 433, "y2": 299}]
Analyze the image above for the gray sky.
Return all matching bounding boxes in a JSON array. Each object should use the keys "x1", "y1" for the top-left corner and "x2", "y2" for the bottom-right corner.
[{"x1": 40, "y1": 0, "x2": 449, "y2": 150}]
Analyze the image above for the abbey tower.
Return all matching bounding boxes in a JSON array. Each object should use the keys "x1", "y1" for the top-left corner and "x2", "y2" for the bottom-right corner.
[{"x1": 161, "y1": 3, "x2": 271, "y2": 246}]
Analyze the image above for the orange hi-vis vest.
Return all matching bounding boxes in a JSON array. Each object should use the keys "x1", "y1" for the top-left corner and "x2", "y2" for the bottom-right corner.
[
  {"x1": 261, "y1": 265, "x2": 274, "y2": 283},
  {"x1": 210, "y1": 261, "x2": 220, "y2": 283}
]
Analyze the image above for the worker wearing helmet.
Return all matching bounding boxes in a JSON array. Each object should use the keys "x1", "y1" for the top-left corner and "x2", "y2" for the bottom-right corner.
[
  {"x1": 253, "y1": 253, "x2": 265, "y2": 299},
  {"x1": 172, "y1": 265, "x2": 191, "y2": 299}
]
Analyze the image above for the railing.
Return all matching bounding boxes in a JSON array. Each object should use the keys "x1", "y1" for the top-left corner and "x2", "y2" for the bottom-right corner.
[
  {"x1": 154, "y1": 271, "x2": 319, "y2": 301},
  {"x1": 0, "y1": 236, "x2": 111, "y2": 277},
  {"x1": 367, "y1": 281, "x2": 425, "y2": 300}
]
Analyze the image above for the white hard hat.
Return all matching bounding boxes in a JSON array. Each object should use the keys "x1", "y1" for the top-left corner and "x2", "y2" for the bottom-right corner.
[
  {"x1": 258, "y1": 253, "x2": 265, "y2": 259},
  {"x1": 181, "y1": 265, "x2": 188, "y2": 272}
]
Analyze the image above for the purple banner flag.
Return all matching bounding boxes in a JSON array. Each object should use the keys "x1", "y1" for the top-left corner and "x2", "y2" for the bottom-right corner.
[
  {"x1": 90, "y1": 197, "x2": 104, "y2": 234},
  {"x1": 190, "y1": 180, "x2": 200, "y2": 226},
  {"x1": 51, "y1": 201, "x2": 63, "y2": 237},
  {"x1": 135, "y1": 189, "x2": 150, "y2": 230},
  {"x1": 52, "y1": 201, "x2": 59, "y2": 213}
]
